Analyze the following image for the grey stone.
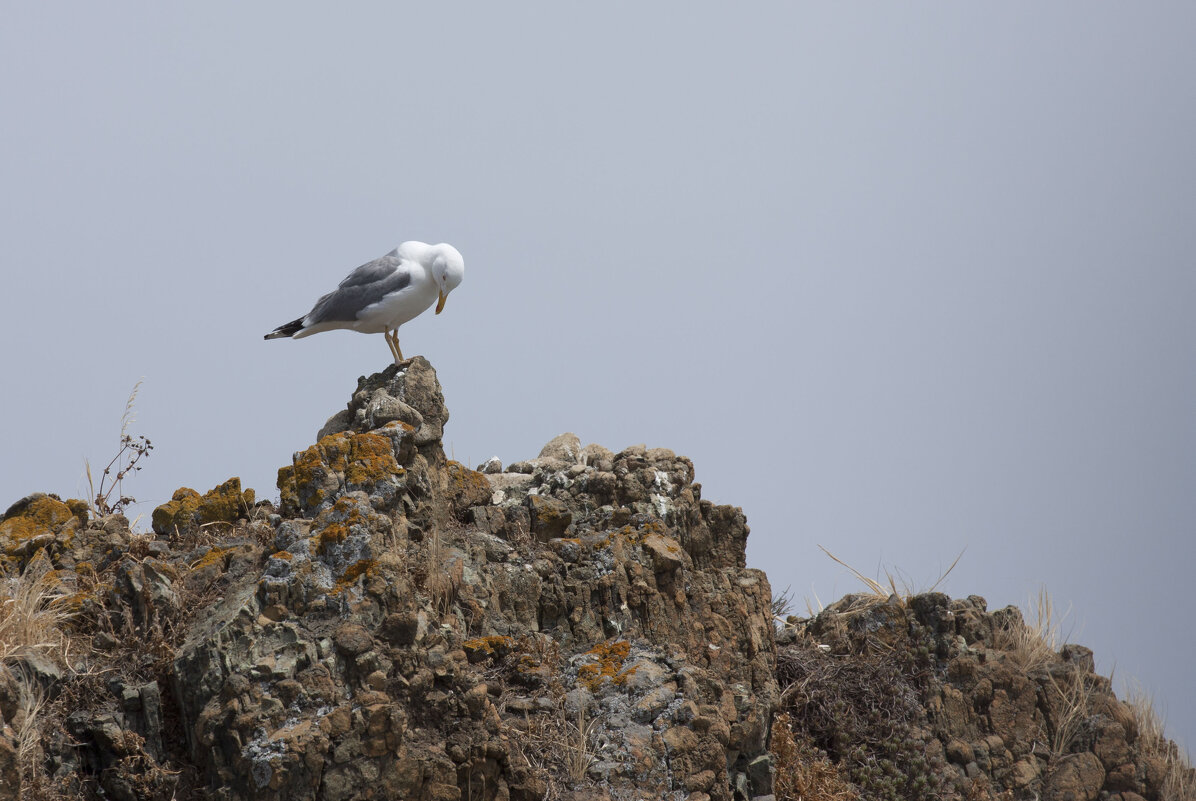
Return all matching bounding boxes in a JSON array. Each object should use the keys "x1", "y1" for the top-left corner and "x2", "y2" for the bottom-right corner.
[{"x1": 538, "y1": 432, "x2": 582, "y2": 464}]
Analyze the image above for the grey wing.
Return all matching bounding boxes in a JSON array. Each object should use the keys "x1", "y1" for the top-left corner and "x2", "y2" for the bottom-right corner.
[
  {"x1": 336, "y1": 250, "x2": 403, "y2": 289},
  {"x1": 305, "y1": 252, "x2": 412, "y2": 323}
]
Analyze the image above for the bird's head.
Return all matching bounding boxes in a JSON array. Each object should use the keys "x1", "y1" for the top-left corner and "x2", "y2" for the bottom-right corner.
[{"x1": 431, "y1": 243, "x2": 465, "y2": 314}]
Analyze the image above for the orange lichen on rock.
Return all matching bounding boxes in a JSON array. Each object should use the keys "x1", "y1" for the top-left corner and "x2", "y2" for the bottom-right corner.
[
  {"x1": 446, "y1": 461, "x2": 492, "y2": 510},
  {"x1": 152, "y1": 479, "x2": 254, "y2": 535},
  {"x1": 589, "y1": 519, "x2": 667, "y2": 551},
  {"x1": 311, "y1": 497, "x2": 369, "y2": 555},
  {"x1": 463, "y1": 635, "x2": 516, "y2": 661},
  {"x1": 576, "y1": 640, "x2": 637, "y2": 690},
  {"x1": 278, "y1": 431, "x2": 404, "y2": 514},
  {"x1": 332, "y1": 559, "x2": 377, "y2": 593},
  {"x1": 190, "y1": 546, "x2": 232, "y2": 571},
  {"x1": 196, "y1": 478, "x2": 255, "y2": 525},
  {"x1": 0, "y1": 495, "x2": 74, "y2": 546}
]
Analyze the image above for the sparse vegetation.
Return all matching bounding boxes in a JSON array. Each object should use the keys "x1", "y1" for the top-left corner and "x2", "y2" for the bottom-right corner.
[
  {"x1": 776, "y1": 641, "x2": 948, "y2": 801},
  {"x1": 1126, "y1": 684, "x2": 1196, "y2": 801},
  {"x1": 811, "y1": 545, "x2": 962, "y2": 614},
  {"x1": 1045, "y1": 671, "x2": 1092, "y2": 757},
  {"x1": 994, "y1": 586, "x2": 1071, "y2": 673},
  {"x1": 1, "y1": 553, "x2": 81, "y2": 798},
  {"x1": 771, "y1": 584, "x2": 794, "y2": 623},
  {"x1": 85, "y1": 380, "x2": 153, "y2": 516},
  {"x1": 0, "y1": 553, "x2": 72, "y2": 667},
  {"x1": 771, "y1": 712, "x2": 859, "y2": 801}
]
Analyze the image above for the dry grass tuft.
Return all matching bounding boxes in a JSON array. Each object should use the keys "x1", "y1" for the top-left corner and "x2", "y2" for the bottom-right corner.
[
  {"x1": 1045, "y1": 672, "x2": 1092, "y2": 757},
  {"x1": 776, "y1": 640, "x2": 946, "y2": 801},
  {"x1": 565, "y1": 703, "x2": 596, "y2": 783},
  {"x1": 772, "y1": 712, "x2": 859, "y2": 801},
  {"x1": 0, "y1": 554, "x2": 72, "y2": 667},
  {"x1": 503, "y1": 697, "x2": 596, "y2": 801},
  {"x1": 994, "y1": 587, "x2": 1070, "y2": 674},
  {"x1": 1126, "y1": 685, "x2": 1196, "y2": 801},
  {"x1": 810, "y1": 546, "x2": 963, "y2": 616},
  {"x1": 13, "y1": 674, "x2": 49, "y2": 791}
]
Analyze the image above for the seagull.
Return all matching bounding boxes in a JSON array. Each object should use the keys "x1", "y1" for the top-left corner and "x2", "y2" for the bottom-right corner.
[{"x1": 265, "y1": 241, "x2": 464, "y2": 364}]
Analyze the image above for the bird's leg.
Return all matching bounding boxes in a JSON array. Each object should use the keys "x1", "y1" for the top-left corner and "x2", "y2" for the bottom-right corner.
[
  {"x1": 384, "y1": 330, "x2": 397, "y2": 362},
  {"x1": 385, "y1": 329, "x2": 404, "y2": 364}
]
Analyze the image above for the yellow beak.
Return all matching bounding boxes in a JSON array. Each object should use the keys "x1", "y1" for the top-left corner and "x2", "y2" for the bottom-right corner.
[{"x1": 435, "y1": 290, "x2": 447, "y2": 314}]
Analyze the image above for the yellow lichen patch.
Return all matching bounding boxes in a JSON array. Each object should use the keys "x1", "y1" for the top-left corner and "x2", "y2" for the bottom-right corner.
[
  {"x1": 446, "y1": 461, "x2": 492, "y2": 509},
  {"x1": 64, "y1": 499, "x2": 89, "y2": 525},
  {"x1": 589, "y1": 519, "x2": 667, "y2": 551},
  {"x1": 196, "y1": 478, "x2": 254, "y2": 525},
  {"x1": 463, "y1": 635, "x2": 516, "y2": 661},
  {"x1": 151, "y1": 488, "x2": 201, "y2": 535},
  {"x1": 311, "y1": 497, "x2": 371, "y2": 555},
  {"x1": 271, "y1": 550, "x2": 293, "y2": 561},
  {"x1": 277, "y1": 465, "x2": 299, "y2": 511},
  {"x1": 0, "y1": 496, "x2": 74, "y2": 546},
  {"x1": 278, "y1": 432, "x2": 403, "y2": 513},
  {"x1": 332, "y1": 559, "x2": 377, "y2": 594},
  {"x1": 340, "y1": 433, "x2": 400, "y2": 485},
  {"x1": 576, "y1": 640, "x2": 636, "y2": 690},
  {"x1": 190, "y1": 546, "x2": 232, "y2": 571}
]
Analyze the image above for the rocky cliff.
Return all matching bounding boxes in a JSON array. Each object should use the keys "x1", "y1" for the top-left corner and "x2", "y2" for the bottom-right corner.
[{"x1": 0, "y1": 359, "x2": 1190, "y2": 801}]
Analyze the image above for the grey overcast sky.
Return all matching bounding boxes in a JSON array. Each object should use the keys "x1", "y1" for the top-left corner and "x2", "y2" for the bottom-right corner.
[{"x1": 2, "y1": 3, "x2": 1193, "y2": 753}]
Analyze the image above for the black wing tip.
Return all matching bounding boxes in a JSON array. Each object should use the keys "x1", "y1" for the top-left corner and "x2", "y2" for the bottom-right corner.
[{"x1": 265, "y1": 317, "x2": 305, "y2": 340}]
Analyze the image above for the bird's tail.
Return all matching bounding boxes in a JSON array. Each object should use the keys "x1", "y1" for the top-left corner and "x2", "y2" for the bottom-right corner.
[{"x1": 264, "y1": 317, "x2": 305, "y2": 340}]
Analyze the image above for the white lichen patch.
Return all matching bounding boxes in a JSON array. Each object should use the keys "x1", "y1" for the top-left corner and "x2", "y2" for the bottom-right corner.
[{"x1": 650, "y1": 493, "x2": 672, "y2": 519}]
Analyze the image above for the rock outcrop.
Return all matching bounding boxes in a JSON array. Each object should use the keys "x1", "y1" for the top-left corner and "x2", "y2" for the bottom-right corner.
[
  {"x1": 0, "y1": 357, "x2": 1191, "y2": 801},
  {"x1": 0, "y1": 358, "x2": 776, "y2": 801},
  {"x1": 773, "y1": 594, "x2": 1195, "y2": 801}
]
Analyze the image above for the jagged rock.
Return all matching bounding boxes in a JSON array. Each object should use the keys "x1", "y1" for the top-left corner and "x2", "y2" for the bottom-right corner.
[{"x1": 7, "y1": 357, "x2": 1194, "y2": 801}]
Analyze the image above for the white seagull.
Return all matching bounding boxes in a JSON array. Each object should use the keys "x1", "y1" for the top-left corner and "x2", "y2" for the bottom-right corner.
[{"x1": 265, "y1": 241, "x2": 464, "y2": 364}]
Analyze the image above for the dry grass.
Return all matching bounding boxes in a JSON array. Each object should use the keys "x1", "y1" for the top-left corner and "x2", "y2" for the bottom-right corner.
[
  {"x1": 808, "y1": 546, "x2": 963, "y2": 616},
  {"x1": 1045, "y1": 672, "x2": 1092, "y2": 757},
  {"x1": 565, "y1": 703, "x2": 596, "y2": 783},
  {"x1": 503, "y1": 698, "x2": 596, "y2": 801},
  {"x1": 0, "y1": 553, "x2": 72, "y2": 667},
  {"x1": 1126, "y1": 685, "x2": 1196, "y2": 801},
  {"x1": 13, "y1": 674, "x2": 49, "y2": 791},
  {"x1": 994, "y1": 587, "x2": 1071, "y2": 674},
  {"x1": 1, "y1": 554, "x2": 87, "y2": 799},
  {"x1": 425, "y1": 541, "x2": 463, "y2": 617},
  {"x1": 772, "y1": 712, "x2": 859, "y2": 801}
]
